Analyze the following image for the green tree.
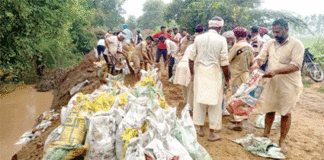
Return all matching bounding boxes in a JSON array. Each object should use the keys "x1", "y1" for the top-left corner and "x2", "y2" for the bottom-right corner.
[
  {"x1": 310, "y1": 36, "x2": 324, "y2": 64},
  {"x1": 126, "y1": 15, "x2": 137, "y2": 30},
  {"x1": 87, "y1": 0, "x2": 126, "y2": 28},
  {"x1": 164, "y1": 0, "x2": 307, "y2": 34},
  {"x1": 0, "y1": 0, "x2": 95, "y2": 83},
  {"x1": 137, "y1": 0, "x2": 166, "y2": 30}
]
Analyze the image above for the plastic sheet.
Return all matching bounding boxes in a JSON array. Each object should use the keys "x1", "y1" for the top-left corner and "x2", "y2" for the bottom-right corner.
[
  {"x1": 255, "y1": 114, "x2": 281, "y2": 130},
  {"x1": 70, "y1": 80, "x2": 89, "y2": 96},
  {"x1": 232, "y1": 134, "x2": 286, "y2": 159}
]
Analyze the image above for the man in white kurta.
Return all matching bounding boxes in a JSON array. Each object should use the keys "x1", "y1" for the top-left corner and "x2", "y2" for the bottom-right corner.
[
  {"x1": 174, "y1": 25, "x2": 204, "y2": 113},
  {"x1": 189, "y1": 17, "x2": 230, "y2": 141},
  {"x1": 252, "y1": 19, "x2": 304, "y2": 152}
]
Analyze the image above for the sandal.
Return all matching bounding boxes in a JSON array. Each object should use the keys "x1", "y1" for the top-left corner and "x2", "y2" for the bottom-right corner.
[
  {"x1": 196, "y1": 130, "x2": 205, "y2": 137},
  {"x1": 208, "y1": 133, "x2": 221, "y2": 142}
]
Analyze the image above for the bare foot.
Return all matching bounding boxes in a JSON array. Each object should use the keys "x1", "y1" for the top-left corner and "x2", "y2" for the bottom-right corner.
[
  {"x1": 196, "y1": 128, "x2": 205, "y2": 137},
  {"x1": 189, "y1": 110, "x2": 193, "y2": 117},
  {"x1": 197, "y1": 130, "x2": 205, "y2": 137},
  {"x1": 279, "y1": 139, "x2": 288, "y2": 154},
  {"x1": 262, "y1": 133, "x2": 270, "y2": 138},
  {"x1": 208, "y1": 132, "x2": 221, "y2": 142}
]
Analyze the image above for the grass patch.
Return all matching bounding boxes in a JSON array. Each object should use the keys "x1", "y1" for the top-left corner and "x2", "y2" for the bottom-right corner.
[
  {"x1": 317, "y1": 86, "x2": 324, "y2": 93},
  {"x1": 295, "y1": 35, "x2": 317, "y2": 48},
  {"x1": 302, "y1": 79, "x2": 312, "y2": 88},
  {"x1": 0, "y1": 81, "x2": 26, "y2": 97}
]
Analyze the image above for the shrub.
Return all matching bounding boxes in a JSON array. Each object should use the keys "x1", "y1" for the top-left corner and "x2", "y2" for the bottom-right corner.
[{"x1": 310, "y1": 36, "x2": 324, "y2": 65}]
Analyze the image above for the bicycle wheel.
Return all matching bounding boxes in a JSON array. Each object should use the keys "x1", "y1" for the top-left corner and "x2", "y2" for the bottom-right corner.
[{"x1": 307, "y1": 64, "x2": 324, "y2": 82}]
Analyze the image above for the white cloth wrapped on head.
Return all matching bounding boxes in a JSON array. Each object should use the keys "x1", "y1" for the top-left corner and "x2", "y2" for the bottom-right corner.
[
  {"x1": 208, "y1": 18, "x2": 224, "y2": 28},
  {"x1": 222, "y1": 30, "x2": 235, "y2": 39}
]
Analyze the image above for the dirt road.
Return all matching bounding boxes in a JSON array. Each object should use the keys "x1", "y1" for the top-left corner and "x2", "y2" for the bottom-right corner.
[{"x1": 161, "y1": 70, "x2": 324, "y2": 160}]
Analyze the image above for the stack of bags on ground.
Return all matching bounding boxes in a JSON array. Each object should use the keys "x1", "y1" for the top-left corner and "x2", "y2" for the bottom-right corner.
[{"x1": 42, "y1": 68, "x2": 212, "y2": 160}]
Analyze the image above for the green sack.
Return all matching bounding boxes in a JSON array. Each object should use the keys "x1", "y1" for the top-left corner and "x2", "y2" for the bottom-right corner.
[
  {"x1": 232, "y1": 134, "x2": 286, "y2": 159},
  {"x1": 172, "y1": 120, "x2": 212, "y2": 160}
]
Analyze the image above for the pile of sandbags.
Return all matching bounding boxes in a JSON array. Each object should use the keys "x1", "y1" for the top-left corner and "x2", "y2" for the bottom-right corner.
[{"x1": 43, "y1": 68, "x2": 211, "y2": 160}]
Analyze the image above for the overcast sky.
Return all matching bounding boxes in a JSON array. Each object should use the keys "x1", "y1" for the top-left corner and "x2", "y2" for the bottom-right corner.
[{"x1": 122, "y1": 0, "x2": 323, "y2": 19}]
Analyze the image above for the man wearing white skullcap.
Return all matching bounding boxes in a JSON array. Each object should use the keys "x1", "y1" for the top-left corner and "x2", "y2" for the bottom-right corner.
[
  {"x1": 222, "y1": 30, "x2": 236, "y2": 51},
  {"x1": 189, "y1": 16, "x2": 230, "y2": 141}
]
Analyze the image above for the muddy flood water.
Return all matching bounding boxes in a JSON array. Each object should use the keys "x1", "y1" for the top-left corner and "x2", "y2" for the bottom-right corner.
[{"x1": 0, "y1": 86, "x2": 53, "y2": 160}]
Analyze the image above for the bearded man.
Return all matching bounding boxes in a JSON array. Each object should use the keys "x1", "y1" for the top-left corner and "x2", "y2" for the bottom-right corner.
[{"x1": 252, "y1": 19, "x2": 304, "y2": 152}]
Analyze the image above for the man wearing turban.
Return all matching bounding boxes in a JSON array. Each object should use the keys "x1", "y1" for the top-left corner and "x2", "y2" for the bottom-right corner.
[
  {"x1": 122, "y1": 25, "x2": 133, "y2": 45},
  {"x1": 222, "y1": 30, "x2": 236, "y2": 51},
  {"x1": 228, "y1": 27, "x2": 254, "y2": 131},
  {"x1": 189, "y1": 16, "x2": 230, "y2": 141}
]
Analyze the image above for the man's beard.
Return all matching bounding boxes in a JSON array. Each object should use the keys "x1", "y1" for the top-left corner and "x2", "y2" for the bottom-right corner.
[
  {"x1": 228, "y1": 44, "x2": 233, "y2": 51},
  {"x1": 275, "y1": 33, "x2": 286, "y2": 43}
]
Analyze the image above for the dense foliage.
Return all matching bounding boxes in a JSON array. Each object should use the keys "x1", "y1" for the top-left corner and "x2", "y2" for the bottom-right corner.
[
  {"x1": 126, "y1": 15, "x2": 137, "y2": 31},
  {"x1": 0, "y1": 0, "x2": 126, "y2": 83},
  {"x1": 1, "y1": 0, "x2": 316, "y2": 85},
  {"x1": 310, "y1": 36, "x2": 324, "y2": 64},
  {"x1": 136, "y1": 0, "x2": 166, "y2": 30},
  {"x1": 164, "y1": 0, "x2": 307, "y2": 34}
]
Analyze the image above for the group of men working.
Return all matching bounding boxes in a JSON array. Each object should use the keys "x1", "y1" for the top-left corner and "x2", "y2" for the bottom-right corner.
[
  {"x1": 96, "y1": 17, "x2": 304, "y2": 152},
  {"x1": 188, "y1": 17, "x2": 303, "y2": 153}
]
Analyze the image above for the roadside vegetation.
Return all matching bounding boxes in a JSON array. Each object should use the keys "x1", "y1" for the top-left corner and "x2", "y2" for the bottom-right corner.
[{"x1": 1, "y1": 0, "x2": 324, "y2": 94}]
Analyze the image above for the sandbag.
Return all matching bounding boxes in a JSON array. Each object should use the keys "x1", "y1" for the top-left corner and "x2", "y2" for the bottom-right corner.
[
  {"x1": 43, "y1": 140, "x2": 89, "y2": 160},
  {"x1": 85, "y1": 113, "x2": 118, "y2": 159},
  {"x1": 17, "y1": 113, "x2": 58, "y2": 145},
  {"x1": 44, "y1": 126, "x2": 64, "y2": 149},
  {"x1": 60, "y1": 112, "x2": 87, "y2": 144},
  {"x1": 118, "y1": 92, "x2": 129, "y2": 109},
  {"x1": 172, "y1": 106, "x2": 212, "y2": 160},
  {"x1": 91, "y1": 92, "x2": 116, "y2": 112},
  {"x1": 115, "y1": 104, "x2": 149, "y2": 160},
  {"x1": 163, "y1": 135, "x2": 192, "y2": 160},
  {"x1": 227, "y1": 69, "x2": 265, "y2": 121},
  {"x1": 106, "y1": 74, "x2": 125, "y2": 88},
  {"x1": 133, "y1": 84, "x2": 168, "y2": 110},
  {"x1": 146, "y1": 114, "x2": 170, "y2": 140},
  {"x1": 140, "y1": 68, "x2": 159, "y2": 83},
  {"x1": 84, "y1": 98, "x2": 123, "y2": 160},
  {"x1": 124, "y1": 131, "x2": 145, "y2": 160},
  {"x1": 61, "y1": 93, "x2": 91, "y2": 124},
  {"x1": 134, "y1": 76, "x2": 156, "y2": 87},
  {"x1": 178, "y1": 104, "x2": 196, "y2": 139},
  {"x1": 144, "y1": 138, "x2": 178, "y2": 160},
  {"x1": 59, "y1": 96, "x2": 92, "y2": 144}
]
